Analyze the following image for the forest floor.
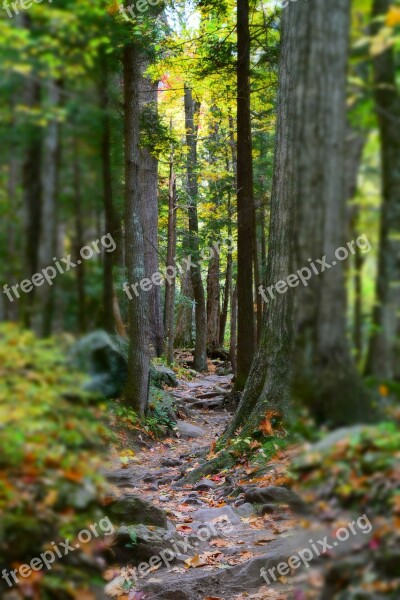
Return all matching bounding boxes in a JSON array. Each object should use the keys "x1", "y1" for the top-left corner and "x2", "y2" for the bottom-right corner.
[{"x1": 103, "y1": 362, "x2": 399, "y2": 600}]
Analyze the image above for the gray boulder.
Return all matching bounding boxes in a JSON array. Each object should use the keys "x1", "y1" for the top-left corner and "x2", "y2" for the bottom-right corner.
[
  {"x1": 107, "y1": 495, "x2": 167, "y2": 528},
  {"x1": 71, "y1": 331, "x2": 178, "y2": 399},
  {"x1": 176, "y1": 421, "x2": 206, "y2": 438}
]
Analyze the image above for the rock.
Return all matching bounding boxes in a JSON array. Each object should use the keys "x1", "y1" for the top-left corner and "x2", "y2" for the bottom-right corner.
[
  {"x1": 191, "y1": 397, "x2": 225, "y2": 409},
  {"x1": 234, "y1": 503, "x2": 256, "y2": 518},
  {"x1": 70, "y1": 331, "x2": 128, "y2": 398},
  {"x1": 182, "y1": 497, "x2": 206, "y2": 507},
  {"x1": 260, "y1": 503, "x2": 277, "y2": 515},
  {"x1": 71, "y1": 331, "x2": 178, "y2": 399},
  {"x1": 113, "y1": 523, "x2": 188, "y2": 565},
  {"x1": 150, "y1": 365, "x2": 178, "y2": 388},
  {"x1": 244, "y1": 486, "x2": 309, "y2": 514},
  {"x1": 192, "y1": 506, "x2": 241, "y2": 525},
  {"x1": 176, "y1": 421, "x2": 206, "y2": 438},
  {"x1": 193, "y1": 479, "x2": 218, "y2": 491},
  {"x1": 107, "y1": 495, "x2": 167, "y2": 528},
  {"x1": 161, "y1": 457, "x2": 182, "y2": 467}
]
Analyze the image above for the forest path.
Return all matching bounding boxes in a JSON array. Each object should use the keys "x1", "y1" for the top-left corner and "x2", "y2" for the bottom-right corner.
[{"x1": 105, "y1": 367, "x2": 294, "y2": 600}]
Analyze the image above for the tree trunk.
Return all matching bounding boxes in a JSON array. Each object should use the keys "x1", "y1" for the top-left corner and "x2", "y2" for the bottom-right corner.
[
  {"x1": 164, "y1": 137, "x2": 177, "y2": 365},
  {"x1": 225, "y1": 1, "x2": 297, "y2": 438},
  {"x1": 175, "y1": 269, "x2": 194, "y2": 348},
  {"x1": 123, "y1": 43, "x2": 150, "y2": 415},
  {"x1": 206, "y1": 252, "x2": 220, "y2": 349},
  {"x1": 100, "y1": 59, "x2": 118, "y2": 334},
  {"x1": 73, "y1": 141, "x2": 86, "y2": 334},
  {"x1": 366, "y1": 0, "x2": 400, "y2": 380},
  {"x1": 33, "y1": 80, "x2": 61, "y2": 338},
  {"x1": 184, "y1": 85, "x2": 207, "y2": 372},
  {"x1": 139, "y1": 56, "x2": 164, "y2": 357},
  {"x1": 22, "y1": 78, "x2": 42, "y2": 327},
  {"x1": 236, "y1": 0, "x2": 256, "y2": 389},
  {"x1": 230, "y1": 285, "x2": 238, "y2": 375},
  {"x1": 290, "y1": 0, "x2": 373, "y2": 425},
  {"x1": 219, "y1": 236, "x2": 232, "y2": 347}
]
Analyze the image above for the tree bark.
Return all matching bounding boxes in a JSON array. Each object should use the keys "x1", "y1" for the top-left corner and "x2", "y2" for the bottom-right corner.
[
  {"x1": 365, "y1": 0, "x2": 400, "y2": 380},
  {"x1": 100, "y1": 59, "x2": 118, "y2": 334},
  {"x1": 139, "y1": 56, "x2": 164, "y2": 357},
  {"x1": 207, "y1": 252, "x2": 220, "y2": 349},
  {"x1": 184, "y1": 85, "x2": 208, "y2": 372},
  {"x1": 225, "y1": 2, "x2": 297, "y2": 438},
  {"x1": 236, "y1": 0, "x2": 256, "y2": 389},
  {"x1": 175, "y1": 269, "x2": 194, "y2": 348},
  {"x1": 230, "y1": 284, "x2": 238, "y2": 375},
  {"x1": 290, "y1": 0, "x2": 373, "y2": 425},
  {"x1": 73, "y1": 141, "x2": 86, "y2": 333},
  {"x1": 164, "y1": 136, "x2": 177, "y2": 365},
  {"x1": 22, "y1": 79, "x2": 42, "y2": 327},
  {"x1": 33, "y1": 80, "x2": 61, "y2": 338},
  {"x1": 123, "y1": 43, "x2": 150, "y2": 415}
]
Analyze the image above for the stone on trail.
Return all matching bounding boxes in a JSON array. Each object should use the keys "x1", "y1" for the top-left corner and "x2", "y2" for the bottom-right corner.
[
  {"x1": 107, "y1": 495, "x2": 167, "y2": 528},
  {"x1": 176, "y1": 420, "x2": 206, "y2": 438},
  {"x1": 192, "y1": 505, "x2": 242, "y2": 525},
  {"x1": 193, "y1": 478, "x2": 218, "y2": 491}
]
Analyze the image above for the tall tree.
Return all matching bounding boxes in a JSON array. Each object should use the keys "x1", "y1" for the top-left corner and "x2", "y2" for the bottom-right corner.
[
  {"x1": 284, "y1": 0, "x2": 374, "y2": 426},
  {"x1": 227, "y1": 0, "x2": 376, "y2": 438},
  {"x1": 366, "y1": 0, "x2": 400, "y2": 380},
  {"x1": 100, "y1": 58, "x2": 117, "y2": 334},
  {"x1": 33, "y1": 80, "x2": 62, "y2": 338},
  {"x1": 225, "y1": 0, "x2": 297, "y2": 438},
  {"x1": 206, "y1": 252, "x2": 220, "y2": 349},
  {"x1": 236, "y1": 0, "x2": 256, "y2": 389},
  {"x1": 123, "y1": 43, "x2": 150, "y2": 415},
  {"x1": 184, "y1": 84, "x2": 207, "y2": 371},
  {"x1": 164, "y1": 131, "x2": 178, "y2": 365},
  {"x1": 139, "y1": 55, "x2": 164, "y2": 356}
]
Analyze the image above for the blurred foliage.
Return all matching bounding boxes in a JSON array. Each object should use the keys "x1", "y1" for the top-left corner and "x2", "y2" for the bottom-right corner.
[{"x1": 0, "y1": 323, "x2": 112, "y2": 597}]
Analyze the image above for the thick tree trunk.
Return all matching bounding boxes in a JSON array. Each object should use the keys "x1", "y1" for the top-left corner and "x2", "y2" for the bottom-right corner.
[
  {"x1": 123, "y1": 44, "x2": 150, "y2": 415},
  {"x1": 184, "y1": 85, "x2": 208, "y2": 372},
  {"x1": 164, "y1": 141, "x2": 177, "y2": 365},
  {"x1": 236, "y1": 0, "x2": 256, "y2": 389},
  {"x1": 207, "y1": 252, "x2": 220, "y2": 349},
  {"x1": 33, "y1": 81, "x2": 61, "y2": 338},
  {"x1": 366, "y1": 0, "x2": 400, "y2": 380},
  {"x1": 290, "y1": 0, "x2": 373, "y2": 425},
  {"x1": 225, "y1": 3, "x2": 297, "y2": 438},
  {"x1": 139, "y1": 56, "x2": 164, "y2": 357}
]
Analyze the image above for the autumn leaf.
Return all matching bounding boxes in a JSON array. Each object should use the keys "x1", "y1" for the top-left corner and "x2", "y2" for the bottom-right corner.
[
  {"x1": 258, "y1": 418, "x2": 273, "y2": 436},
  {"x1": 386, "y1": 6, "x2": 400, "y2": 27}
]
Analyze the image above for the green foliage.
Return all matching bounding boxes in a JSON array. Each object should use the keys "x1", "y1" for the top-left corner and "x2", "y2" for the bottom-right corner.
[
  {"x1": 0, "y1": 323, "x2": 111, "y2": 595},
  {"x1": 294, "y1": 422, "x2": 400, "y2": 515}
]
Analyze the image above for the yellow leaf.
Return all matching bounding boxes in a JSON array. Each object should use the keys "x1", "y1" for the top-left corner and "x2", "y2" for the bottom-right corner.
[{"x1": 386, "y1": 6, "x2": 400, "y2": 27}]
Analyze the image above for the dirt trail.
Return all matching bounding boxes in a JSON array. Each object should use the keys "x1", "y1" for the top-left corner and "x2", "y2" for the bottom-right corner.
[{"x1": 105, "y1": 370, "x2": 296, "y2": 600}]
